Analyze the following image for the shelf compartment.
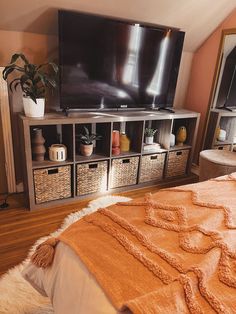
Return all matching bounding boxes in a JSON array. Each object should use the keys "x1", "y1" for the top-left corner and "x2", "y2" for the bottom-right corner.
[
  {"x1": 216, "y1": 116, "x2": 236, "y2": 144},
  {"x1": 110, "y1": 156, "x2": 139, "y2": 188},
  {"x1": 144, "y1": 119, "x2": 172, "y2": 149},
  {"x1": 77, "y1": 161, "x2": 108, "y2": 196},
  {"x1": 33, "y1": 165, "x2": 72, "y2": 204},
  {"x1": 30, "y1": 124, "x2": 74, "y2": 162},
  {"x1": 139, "y1": 153, "x2": 166, "y2": 183},
  {"x1": 172, "y1": 118, "x2": 197, "y2": 147},
  {"x1": 166, "y1": 149, "x2": 190, "y2": 178},
  {"x1": 75, "y1": 122, "x2": 111, "y2": 158},
  {"x1": 112, "y1": 121, "x2": 144, "y2": 154}
]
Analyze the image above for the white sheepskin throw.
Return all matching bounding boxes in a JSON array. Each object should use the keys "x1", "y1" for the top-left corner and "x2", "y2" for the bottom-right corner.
[{"x1": 0, "y1": 195, "x2": 130, "y2": 314}]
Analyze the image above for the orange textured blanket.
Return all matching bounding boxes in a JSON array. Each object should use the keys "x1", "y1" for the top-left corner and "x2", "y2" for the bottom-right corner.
[{"x1": 32, "y1": 173, "x2": 236, "y2": 313}]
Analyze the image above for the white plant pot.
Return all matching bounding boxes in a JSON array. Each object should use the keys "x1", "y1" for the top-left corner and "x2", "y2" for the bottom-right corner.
[
  {"x1": 23, "y1": 97, "x2": 45, "y2": 118},
  {"x1": 145, "y1": 136, "x2": 154, "y2": 144}
]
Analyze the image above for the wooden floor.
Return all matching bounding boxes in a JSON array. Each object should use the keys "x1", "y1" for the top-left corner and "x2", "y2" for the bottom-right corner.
[{"x1": 0, "y1": 175, "x2": 198, "y2": 276}]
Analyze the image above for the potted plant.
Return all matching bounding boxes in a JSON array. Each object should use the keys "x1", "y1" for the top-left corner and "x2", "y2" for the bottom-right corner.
[
  {"x1": 144, "y1": 128, "x2": 157, "y2": 144},
  {"x1": 77, "y1": 126, "x2": 102, "y2": 156},
  {"x1": 2, "y1": 53, "x2": 58, "y2": 118}
]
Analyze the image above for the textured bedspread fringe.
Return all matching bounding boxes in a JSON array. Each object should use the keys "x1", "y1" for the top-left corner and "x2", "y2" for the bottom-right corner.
[{"x1": 31, "y1": 237, "x2": 59, "y2": 268}]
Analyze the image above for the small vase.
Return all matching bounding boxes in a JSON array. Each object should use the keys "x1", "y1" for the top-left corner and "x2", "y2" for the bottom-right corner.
[
  {"x1": 31, "y1": 128, "x2": 46, "y2": 161},
  {"x1": 112, "y1": 130, "x2": 120, "y2": 155},
  {"x1": 80, "y1": 143, "x2": 93, "y2": 156},
  {"x1": 176, "y1": 126, "x2": 187, "y2": 146},
  {"x1": 145, "y1": 136, "x2": 154, "y2": 145},
  {"x1": 170, "y1": 133, "x2": 175, "y2": 147}
]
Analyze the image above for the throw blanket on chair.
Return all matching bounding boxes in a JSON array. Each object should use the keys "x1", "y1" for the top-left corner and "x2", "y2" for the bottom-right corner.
[{"x1": 32, "y1": 173, "x2": 236, "y2": 314}]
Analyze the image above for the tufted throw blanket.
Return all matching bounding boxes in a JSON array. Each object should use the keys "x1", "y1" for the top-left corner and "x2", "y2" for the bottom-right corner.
[{"x1": 33, "y1": 173, "x2": 236, "y2": 313}]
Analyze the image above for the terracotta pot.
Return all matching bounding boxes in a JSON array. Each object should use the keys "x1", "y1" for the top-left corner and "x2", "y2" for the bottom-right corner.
[
  {"x1": 31, "y1": 128, "x2": 46, "y2": 161},
  {"x1": 80, "y1": 143, "x2": 93, "y2": 156}
]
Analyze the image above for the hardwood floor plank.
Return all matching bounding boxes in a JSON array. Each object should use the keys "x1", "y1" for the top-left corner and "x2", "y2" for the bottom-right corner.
[{"x1": 0, "y1": 175, "x2": 198, "y2": 276}]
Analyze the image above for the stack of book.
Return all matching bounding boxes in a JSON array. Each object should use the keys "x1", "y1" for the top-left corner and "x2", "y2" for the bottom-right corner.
[{"x1": 143, "y1": 142, "x2": 162, "y2": 152}]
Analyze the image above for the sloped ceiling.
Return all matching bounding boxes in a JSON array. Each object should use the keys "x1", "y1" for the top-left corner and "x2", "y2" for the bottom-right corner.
[{"x1": 0, "y1": 0, "x2": 236, "y2": 52}]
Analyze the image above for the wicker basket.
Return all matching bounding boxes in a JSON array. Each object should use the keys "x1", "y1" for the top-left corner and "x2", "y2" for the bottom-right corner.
[
  {"x1": 166, "y1": 149, "x2": 189, "y2": 178},
  {"x1": 77, "y1": 161, "x2": 108, "y2": 196},
  {"x1": 139, "y1": 153, "x2": 166, "y2": 183},
  {"x1": 110, "y1": 156, "x2": 139, "y2": 188},
  {"x1": 34, "y1": 166, "x2": 71, "y2": 204},
  {"x1": 214, "y1": 144, "x2": 231, "y2": 151}
]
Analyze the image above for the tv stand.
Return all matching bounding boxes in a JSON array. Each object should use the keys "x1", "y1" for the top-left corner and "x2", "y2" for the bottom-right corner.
[{"x1": 19, "y1": 109, "x2": 199, "y2": 210}]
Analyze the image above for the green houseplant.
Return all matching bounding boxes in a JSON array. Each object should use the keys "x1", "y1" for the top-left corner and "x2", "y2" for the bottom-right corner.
[
  {"x1": 77, "y1": 126, "x2": 102, "y2": 156},
  {"x1": 144, "y1": 128, "x2": 157, "y2": 144},
  {"x1": 2, "y1": 53, "x2": 58, "y2": 118}
]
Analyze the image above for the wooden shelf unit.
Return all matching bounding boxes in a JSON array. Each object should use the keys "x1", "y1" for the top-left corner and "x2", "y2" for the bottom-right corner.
[
  {"x1": 204, "y1": 109, "x2": 236, "y2": 151},
  {"x1": 19, "y1": 109, "x2": 200, "y2": 210}
]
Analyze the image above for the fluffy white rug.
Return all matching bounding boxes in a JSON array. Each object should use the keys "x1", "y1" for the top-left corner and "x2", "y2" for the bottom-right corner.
[{"x1": 0, "y1": 195, "x2": 130, "y2": 314}]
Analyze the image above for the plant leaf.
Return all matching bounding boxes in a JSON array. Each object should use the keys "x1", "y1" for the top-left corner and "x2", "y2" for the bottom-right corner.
[
  {"x1": 84, "y1": 127, "x2": 90, "y2": 136},
  {"x1": 9, "y1": 78, "x2": 20, "y2": 92},
  {"x1": 10, "y1": 53, "x2": 29, "y2": 65}
]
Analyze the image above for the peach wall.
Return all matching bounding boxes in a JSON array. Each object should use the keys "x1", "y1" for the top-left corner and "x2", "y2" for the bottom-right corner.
[
  {"x1": 185, "y1": 9, "x2": 236, "y2": 159},
  {"x1": 0, "y1": 30, "x2": 58, "y2": 66},
  {"x1": 0, "y1": 30, "x2": 58, "y2": 187}
]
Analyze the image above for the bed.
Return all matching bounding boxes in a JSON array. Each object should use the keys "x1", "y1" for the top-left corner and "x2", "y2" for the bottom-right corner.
[{"x1": 22, "y1": 173, "x2": 236, "y2": 313}]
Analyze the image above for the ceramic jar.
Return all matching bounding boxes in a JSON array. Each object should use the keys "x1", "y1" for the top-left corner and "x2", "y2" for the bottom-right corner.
[
  {"x1": 49, "y1": 144, "x2": 67, "y2": 161},
  {"x1": 31, "y1": 128, "x2": 46, "y2": 161}
]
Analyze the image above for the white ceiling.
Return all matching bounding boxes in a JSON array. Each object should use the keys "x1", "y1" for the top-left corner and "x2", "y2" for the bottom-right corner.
[{"x1": 1, "y1": 0, "x2": 236, "y2": 51}]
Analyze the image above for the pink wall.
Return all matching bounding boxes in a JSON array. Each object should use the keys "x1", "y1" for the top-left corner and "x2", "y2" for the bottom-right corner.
[{"x1": 185, "y1": 9, "x2": 236, "y2": 159}]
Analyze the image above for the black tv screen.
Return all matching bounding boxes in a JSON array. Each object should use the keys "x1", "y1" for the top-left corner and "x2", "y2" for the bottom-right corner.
[{"x1": 59, "y1": 10, "x2": 185, "y2": 110}]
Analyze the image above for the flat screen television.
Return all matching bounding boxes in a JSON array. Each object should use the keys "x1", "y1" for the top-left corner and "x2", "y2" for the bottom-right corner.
[{"x1": 58, "y1": 10, "x2": 185, "y2": 111}]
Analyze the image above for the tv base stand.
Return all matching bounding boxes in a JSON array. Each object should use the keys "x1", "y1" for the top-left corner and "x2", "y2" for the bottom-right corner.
[{"x1": 156, "y1": 107, "x2": 175, "y2": 113}]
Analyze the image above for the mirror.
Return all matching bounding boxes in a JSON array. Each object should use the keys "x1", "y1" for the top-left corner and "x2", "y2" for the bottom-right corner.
[
  {"x1": 202, "y1": 29, "x2": 236, "y2": 152},
  {"x1": 210, "y1": 29, "x2": 236, "y2": 111}
]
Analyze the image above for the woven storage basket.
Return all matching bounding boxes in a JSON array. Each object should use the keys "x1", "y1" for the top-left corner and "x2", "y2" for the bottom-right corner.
[
  {"x1": 139, "y1": 153, "x2": 166, "y2": 183},
  {"x1": 77, "y1": 161, "x2": 108, "y2": 196},
  {"x1": 34, "y1": 166, "x2": 71, "y2": 204},
  {"x1": 166, "y1": 149, "x2": 189, "y2": 178},
  {"x1": 214, "y1": 144, "x2": 231, "y2": 151},
  {"x1": 110, "y1": 156, "x2": 139, "y2": 188}
]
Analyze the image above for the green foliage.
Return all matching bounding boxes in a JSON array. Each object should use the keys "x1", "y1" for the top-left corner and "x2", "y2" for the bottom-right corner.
[
  {"x1": 2, "y1": 53, "x2": 58, "y2": 103},
  {"x1": 144, "y1": 128, "x2": 157, "y2": 137},
  {"x1": 77, "y1": 127, "x2": 102, "y2": 145}
]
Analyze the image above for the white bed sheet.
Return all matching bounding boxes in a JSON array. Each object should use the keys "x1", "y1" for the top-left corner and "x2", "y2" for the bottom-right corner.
[{"x1": 23, "y1": 242, "x2": 131, "y2": 314}]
